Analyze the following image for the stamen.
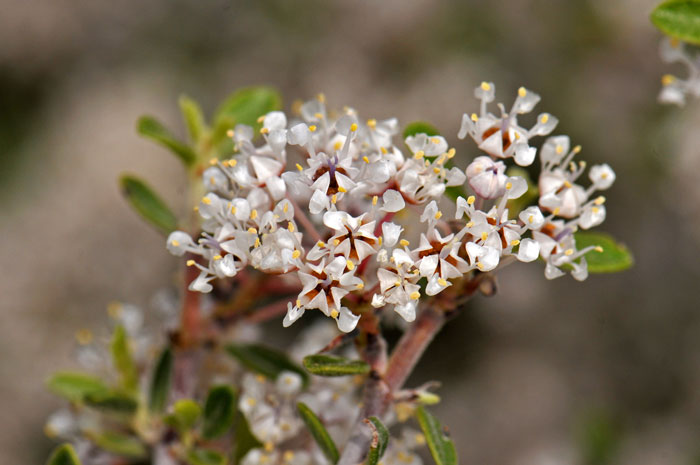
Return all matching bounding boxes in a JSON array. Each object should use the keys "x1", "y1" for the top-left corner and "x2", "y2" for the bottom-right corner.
[{"x1": 292, "y1": 250, "x2": 301, "y2": 259}]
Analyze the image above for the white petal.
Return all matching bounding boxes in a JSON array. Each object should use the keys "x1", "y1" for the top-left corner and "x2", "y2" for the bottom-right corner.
[
  {"x1": 336, "y1": 307, "x2": 360, "y2": 333},
  {"x1": 516, "y1": 238, "x2": 540, "y2": 262},
  {"x1": 381, "y1": 189, "x2": 405, "y2": 212},
  {"x1": 514, "y1": 143, "x2": 537, "y2": 166},
  {"x1": 381, "y1": 222, "x2": 403, "y2": 247},
  {"x1": 283, "y1": 303, "x2": 305, "y2": 327}
]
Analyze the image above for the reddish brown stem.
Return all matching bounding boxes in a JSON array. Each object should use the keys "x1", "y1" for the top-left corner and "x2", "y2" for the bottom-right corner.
[{"x1": 180, "y1": 256, "x2": 201, "y2": 347}]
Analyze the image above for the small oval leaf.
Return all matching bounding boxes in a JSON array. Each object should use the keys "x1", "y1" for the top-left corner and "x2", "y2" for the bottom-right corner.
[
  {"x1": 83, "y1": 391, "x2": 139, "y2": 414},
  {"x1": 149, "y1": 346, "x2": 173, "y2": 412},
  {"x1": 233, "y1": 410, "x2": 263, "y2": 464},
  {"x1": 46, "y1": 372, "x2": 109, "y2": 403},
  {"x1": 179, "y1": 95, "x2": 207, "y2": 143},
  {"x1": 137, "y1": 116, "x2": 197, "y2": 166},
  {"x1": 111, "y1": 325, "x2": 138, "y2": 392},
  {"x1": 214, "y1": 86, "x2": 282, "y2": 130},
  {"x1": 403, "y1": 121, "x2": 440, "y2": 140},
  {"x1": 574, "y1": 231, "x2": 633, "y2": 273},
  {"x1": 415, "y1": 406, "x2": 457, "y2": 465},
  {"x1": 303, "y1": 354, "x2": 370, "y2": 377},
  {"x1": 186, "y1": 448, "x2": 226, "y2": 465},
  {"x1": 46, "y1": 443, "x2": 81, "y2": 465},
  {"x1": 226, "y1": 344, "x2": 308, "y2": 386},
  {"x1": 119, "y1": 175, "x2": 178, "y2": 234},
  {"x1": 202, "y1": 385, "x2": 237, "y2": 440},
  {"x1": 297, "y1": 402, "x2": 339, "y2": 464},
  {"x1": 89, "y1": 431, "x2": 147, "y2": 458},
  {"x1": 365, "y1": 416, "x2": 389, "y2": 465},
  {"x1": 651, "y1": 1, "x2": 700, "y2": 45}
]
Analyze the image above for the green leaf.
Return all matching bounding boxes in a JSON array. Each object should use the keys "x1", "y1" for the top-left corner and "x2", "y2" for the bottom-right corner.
[
  {"x1": 415, "y1": 406, "x2": 457, "y2": 465},
  {"x1": 46, "y1": 372, "x2": 109, "y2": 403},
  {"x1": 90, "y1": 431, "x2": 147, "y2": 458},
  {"x1": 226, "y1": 344, "x2": 309, "y2": 386},
  {"x1": 214, "y1": 86, "x2": 282, "y2": 130},
  {"x1": 303, "y1": 354, "x2": 370, "y2": 377},
  {"x1": 166, "y1": 399, "x2": 202, "y2": 432},
  {"x1": 111, "y1": 325, "x2": 138, "y2": 392},
  {"x1": 149, "y1": 346, "x2": 173, "y2": 412},
  {"x1": 179, "y1": 95, "x2": 207, "y2": 143},
  {"x1": 137, "y1": 115, "x2": 197, "y2": 166},
  {"x1": 576, "y1": 410, "x2": 622, "y2": 465},
  {"x1": 402, "y1": 121, "x2": 440, "y2": 140},
  {"x1": 297, "y1": 402, "x2": 339, "y2": 464},
  {"x1": 574, "y1": 231, "x2": 633, "y2": 273},
  {"x1": 119, "y1": 175, "x2": 178, "y2": 234},
  {"x1": 84, "y1": 390, "x2": 139, "y2": 414},
  {"x1": 46, "y1": 443, "x2": 81, "y2": 465},
  {"x1": 186, "y1": 448, "x2": 226, "y2": 465},
  {"x1": 651, "y1": 0, "x2": 700, "y2": 45},
  {"x1": 233, "y1": 409, "x2": 263, "y2": 465},
  {"x1": 365, "y1": 416, "x2": 389, "y2": 465},
  {"x1": 202, "y1": 385, "x2": 237, "y2": 440}
]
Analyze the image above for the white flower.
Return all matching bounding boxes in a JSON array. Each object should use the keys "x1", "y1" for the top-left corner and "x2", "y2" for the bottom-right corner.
[{"x1": 466, "y1": 156, "x2": 507, "y2": 199}]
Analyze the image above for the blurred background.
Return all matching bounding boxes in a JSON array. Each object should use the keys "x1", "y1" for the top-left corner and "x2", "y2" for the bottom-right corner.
[{"x1": 2, "y1": 0, "x2": 699, "y2": 463}]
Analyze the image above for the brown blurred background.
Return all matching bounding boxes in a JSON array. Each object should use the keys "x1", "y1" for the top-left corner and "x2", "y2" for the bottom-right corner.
[{"x1": 2, "y1": 0, "x2": 700, "y2": 463}]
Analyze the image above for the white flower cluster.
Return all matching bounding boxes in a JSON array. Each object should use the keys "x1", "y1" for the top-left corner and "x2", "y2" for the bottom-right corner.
[
  {"x1": 167, "y1": 83, "x2": 615, "y2": 333},
  {"x1": 658, "y1": 37, "x2": 700, "y2": 105}
]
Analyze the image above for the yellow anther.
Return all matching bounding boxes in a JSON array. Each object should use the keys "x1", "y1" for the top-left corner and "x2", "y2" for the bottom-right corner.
[
  {"x1": 514, "y1": 132, "x2": 521, "y2": 140},
  {"x1": 394, "y1": 280, "x2": 402, "y2": 287},
  {"x1": 505, "y1": 181, "x2": 513, "y2": 190},
  {"x1": 579, "y1": 161, "x2": 587, "y2": 168},
  {"x1": 260, "y1": 127, "x2": 269, "y2": 135},
  {"x1": 541, "y1": 114, "x2": 549, "y2": 124},
  {"x1": 356, "y1": 282, "x2": 365, "y2": 290},
  {"x1": 333, "y1": 239, "x2": 340, "y2": 246},
  {"x1": 171, "y1": 239, "x2": 180, "y2": 247},
  {"x1": 229, "y1": 159, "x2": 238, "y2": 167},
  {"x1": 367, "y1": 118, "x2": 377, "y2": 128},
  {"x1": 447, "y1": 148, "x2": 456, "y2": 158},
  {"x1": 556, "y1": 145, "x2": 564, "y2": 155},
  {"x1": 481, "y1": 232, "x2": 488, "y2": 241},
  {"x1": 213, "y1": 254, "x2": 222, "y2": 260},
  {"x1": 314, "y1": 112, "x2": 324, "y2": 119},
  {"x1": 433, "y1": 167, "x2": 441, "y2": 174},
  {"x1": 338, "y1": 186, "x2": 347, "y2": 193},
  {"x1": 528, "y1": 215, "x2": 534, "y2": 224},
  {"x1": 565, "y1": 248, "x2": 574, "y2": 256},
  {"x1": 372, "y1": 195, "x2": 378, "y2": 206},
  {"x1": 467, "y1": 195, "x2": 476, "y2": 205},
  {"x1": 317, "y1": 93, "x2": 326, "y2": 103},
  {"x1": 569, "y1": 162, "x2": 577, "y2": 171},
  {"x1": 346, "y1": 260, "x2": 355, "y2": 271},
  {"x1": 594, "y1": 196, "x2": 606, "y2": 205},
  {"x1": 511, "y1": 239, "x2": 520, "y2": 246},
  {"x1": 518, "y1": 86, "x2": 527, "y2": 97},
  {"x1": 193, "y1": 206, "x2": 199, "y2": 212},
  {"x1": 350, "y1": 123, "x2": 358, "y2": 132},
  {"x1": 400, "y1": 239, "x2": 410, "y2": 247},
  {"x1": 186, "y1": 260, "x2": 196, "y2": 266},
  {"x1": 201, "y1": 196, "x2": 212, "y2": 205},
  {"x1": 410, "y1": 291, "x2": 421, "y2": 300},
  {"x1": 437, "y1": 278, "x2": 448, "y2": 287},
  {"x1": 592, "y1": 207, "x2": 600, "y2": 214},
  {"x1": 247, "y1": 227, "x2": 257, "y2": 234},
  {"x1": 283, "y1": 202, "x2": 289, "y2": 213},
  {"x1": 466, "y1": 221, "x2": 474, "y2": 228},
  {"x1": 250, "y1": 209, "x2": 258, "y2": 220},
  {"x1": 292, "y1": 250, "x2": 301, "y2": 259},
  {"x1": 362, "y1": 156, "x2": 370, "y2": 163},
  {"x1": 75, "y1": 329, "x2": 93, "y2": 345},
  {"x1": 309, "y1": 125, "x2": 317, "y2": 132},
  {"x1": 287, "y1": 222, "x2": 295, "y2": 232},
  {"x1": 434, "y1": 211, "x2": 443, "y2": 220},
  {"x1": 573, "y1": 145, "x2": 582, "y2": 153},
  {"x1": 331, "y1": 194, "x2": 338, "y2": 204},
  {"x1": 334, "y1": 141, "x2": 343, "y2": 150},
  {"x1": 414, "y1": 150, "x2": 425, "y2": 159},
  {"x1": 226, "y1": 129, "x2": 235, "y2": 138},
  {"x1": 661, "y1": 74, "x2": 676, "y2": 86},
  {"x1": 471, "y1": 113, "x2": 479, "y2": 122},
  {"x1": 209, "y1": 176, "x2": 216, "y2": 185},
  {"x1": 415, "y1": 433, "x2": 426, "y2": 445},
  {"x1": 254, "y1": 238, "x2": 261, "y2": 248},
  {"x1": 380, "y1": 146, "x2": 388, "y2": 154},
  {"x1": 431, "y1": 137, "x2": 441, "y2": 144},
  {"x1": 477, "y1": 262, "x2": 485, "y2": 270},
  {"x1": 553, "y1": 207, "x2": 561, "y2": 215},
  {"x1": 257, "y1": 115, "x2": 266, "y2": 123},
  {"x1": 283, "y1": 451, "x2": 295, "y2": 462},
  {"x1": 378, "y1": 236, "x2": 383, "y2": 246},
  {"x1": 317, "y1": 241, "x2": 325, "y2": 248},
  {"x1": 601, "y1": 172, "x2": 609, "y2": 179},
  {"x1": 231, "y1": 206, "x2": 237, "y2": 214},
  {"x1": 480, "y1": 81, "x2": 491, "y2": 91},
  {"x1": 330, "y1": 309, "x2": 339, "y2": 318},
  {"x1": 209, "y1": 157, "x2": 218, "y2": 165},
  {"x1": 563, "y1": 181, "x2": 572, "y2": 188},
  {"x1": 296, "y1": 163, "x2": 303, "y2": 171},
  {"x1": 595, "y1": 246, "x2": 604, "y2": 253}
]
